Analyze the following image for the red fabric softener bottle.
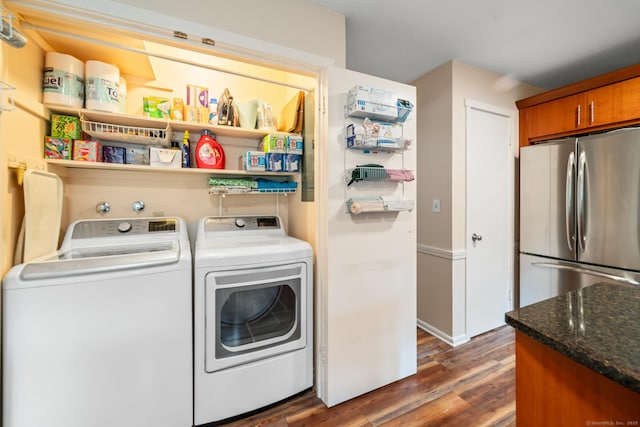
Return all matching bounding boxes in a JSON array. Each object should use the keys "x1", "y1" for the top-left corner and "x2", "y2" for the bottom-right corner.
[{"x1": 195, "y1": 129, "x2": 225, "y2": 169}]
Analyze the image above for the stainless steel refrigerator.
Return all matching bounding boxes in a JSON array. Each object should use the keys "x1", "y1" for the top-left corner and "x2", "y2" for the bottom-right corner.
[{"x1": 519, "y1": 127, "x2": 640, "y2": 307}]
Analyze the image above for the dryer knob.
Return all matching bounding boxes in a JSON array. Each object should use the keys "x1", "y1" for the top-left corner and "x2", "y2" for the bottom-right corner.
[
  {"x1": 235, "y1": 218, "x2": 246, "y2": 228},
  {"x1": 117, "y1": 222, "x2": 132, "y2": 233}
]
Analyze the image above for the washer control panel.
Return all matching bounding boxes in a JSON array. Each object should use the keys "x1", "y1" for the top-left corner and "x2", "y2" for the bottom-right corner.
[
  {"x1": 71, "y1": 218, "x2": 179, "y2": 238},
  {"x1": 204, "y1": 216, "x2": 281, "y2": 232}
]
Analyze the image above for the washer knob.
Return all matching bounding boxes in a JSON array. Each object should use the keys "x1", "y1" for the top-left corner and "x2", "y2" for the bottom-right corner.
[
  {"x1": 117, "y1": 222, "x2": 132, "y2": 233},
  {"x1": 235, "y1": 218, "x2": 246, "y2": 228}
]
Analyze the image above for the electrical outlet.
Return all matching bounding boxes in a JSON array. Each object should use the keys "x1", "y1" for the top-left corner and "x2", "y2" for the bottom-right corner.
[{"x1": 432, "y1": 199, "x2": 441, "y2": 213}]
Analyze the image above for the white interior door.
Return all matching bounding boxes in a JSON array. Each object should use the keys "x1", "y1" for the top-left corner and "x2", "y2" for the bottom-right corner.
[{"x1": 466, "y1": 100, "x2": 514, "y2": 338}]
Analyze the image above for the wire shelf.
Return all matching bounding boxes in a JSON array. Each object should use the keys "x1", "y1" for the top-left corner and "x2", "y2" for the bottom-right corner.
[
  {"x1": 208, "y1": 186, "x2": 296, "y2": 195},
  {"x1": 347, "y1": 166, "x2": 415, "y2": 186},
  {"x1": 81, "y1": 116, "x2": 171, "y2": 146}
]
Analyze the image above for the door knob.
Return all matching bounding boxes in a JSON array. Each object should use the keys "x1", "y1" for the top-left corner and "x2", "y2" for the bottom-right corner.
[{"x1": 472, "y1": 233, "x2": 483, "y2": 242}]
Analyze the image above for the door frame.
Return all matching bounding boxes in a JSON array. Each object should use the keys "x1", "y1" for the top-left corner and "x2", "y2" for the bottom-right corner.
[{"x1": 464, "y1": 99, "x2": 516, "y2": 338}]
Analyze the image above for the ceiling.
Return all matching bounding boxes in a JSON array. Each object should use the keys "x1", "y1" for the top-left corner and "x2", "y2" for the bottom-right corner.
[{"x1": 308, "y1": 0, "x2": 640, "y2": 90}]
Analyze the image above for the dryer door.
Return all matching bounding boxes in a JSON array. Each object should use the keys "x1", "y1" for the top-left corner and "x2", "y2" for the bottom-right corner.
[{"x1": 204, "y1": 262, "x2": 308, "y2": 373}]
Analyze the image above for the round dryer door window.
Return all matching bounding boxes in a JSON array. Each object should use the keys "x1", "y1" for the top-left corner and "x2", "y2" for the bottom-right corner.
[{"x1": 219, "y1": 284, "x2": 296, "y2": 347}]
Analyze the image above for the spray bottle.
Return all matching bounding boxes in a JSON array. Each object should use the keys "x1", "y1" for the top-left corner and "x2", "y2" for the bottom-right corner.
[{"x1": 195, "y1": 129, "x2": 225, "y2": 169}]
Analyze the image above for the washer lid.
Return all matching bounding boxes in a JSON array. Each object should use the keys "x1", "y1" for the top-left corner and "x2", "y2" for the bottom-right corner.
[{"x1": 18, "y1": 241, "x2": 181, "y2": 281}]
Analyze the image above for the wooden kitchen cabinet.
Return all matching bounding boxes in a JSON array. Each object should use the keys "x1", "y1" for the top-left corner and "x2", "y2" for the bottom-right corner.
[
  {"x1": 586, "y1": 76, "x2": 640, "y2": 127},
  {"x1": 517, "y1": 64, "x2": 640, "y2": 146},
  {"x1": 523, "y1": 92, "x2": 586, "y2": 140}
]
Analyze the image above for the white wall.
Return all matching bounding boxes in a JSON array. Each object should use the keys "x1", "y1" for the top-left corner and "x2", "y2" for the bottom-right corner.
[{"x1": 414, "y1": 60, "x2": 542, "y2": 344}]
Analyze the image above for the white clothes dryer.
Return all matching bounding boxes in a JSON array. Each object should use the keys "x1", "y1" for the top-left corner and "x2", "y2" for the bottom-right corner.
[
  {"x1": 193, "y1": 215, "x2": 313, "y2": 425},
  {"x1": 2, "y1": 217, "x2": 192, "y2": 427}
]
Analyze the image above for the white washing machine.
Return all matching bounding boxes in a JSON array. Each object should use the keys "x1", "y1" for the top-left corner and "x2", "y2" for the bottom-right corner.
[
  {"x1": 2, "y1": 217, "x2": 192, "y2": 427},
  {"x1": 193, "y1": 215, "x2": 313, "y2": 425}
]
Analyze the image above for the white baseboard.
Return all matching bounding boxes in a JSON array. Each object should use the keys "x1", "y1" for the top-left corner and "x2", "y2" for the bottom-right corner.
[{"x1": 417, "y1": 319, "x2": 469, "y2": 347}]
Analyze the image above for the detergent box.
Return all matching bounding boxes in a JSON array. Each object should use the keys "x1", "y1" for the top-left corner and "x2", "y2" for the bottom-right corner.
[
  {"x1": 258, "y1": 133, "x2": 287, "y2": 153},
  {"x1": 240, "y1": 151, "x2": 266, "y2": 172},
  {"x1": 285, "y1": 135, "x2": 303, "y2": 154},
  {"x1": 283, "y1": 154, "x2": 300, "y2": 172},
  {"x1": 265, "y1": 153, "x2": 284, "y2": 172}
]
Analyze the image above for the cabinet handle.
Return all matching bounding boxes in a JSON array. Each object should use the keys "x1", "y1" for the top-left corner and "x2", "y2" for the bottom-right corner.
[
  {"x1": 577, "y1": 104, "x2": 581, "y2": 126},
  {"x1": 590, "y1": 101, "x2": 595, "y2": 123}
]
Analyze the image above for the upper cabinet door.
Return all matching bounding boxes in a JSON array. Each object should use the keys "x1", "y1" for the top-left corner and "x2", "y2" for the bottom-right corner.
[
  {"x1": 586, "y1": 77, "x2": 640, "y2": 127},
  {"x1": 524, "y1": 93, "x2": 587, "y2": 141}
]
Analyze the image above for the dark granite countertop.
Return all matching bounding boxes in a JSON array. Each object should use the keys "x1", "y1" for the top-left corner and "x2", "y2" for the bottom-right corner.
[{"x1": 505, "y1": 282, "x2": 640, "y2": 393}]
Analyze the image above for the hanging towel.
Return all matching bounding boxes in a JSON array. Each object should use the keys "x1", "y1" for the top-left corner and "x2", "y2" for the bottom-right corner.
[
  {"x1": 15, "y1": 170, "x2": 63, "y2": 264},
  {"x1": 385, "y1": 169, "x2": 415, "y2": 182},
  {"x1": 255, "y1": 178, "x2": 298, "y2": 190}
]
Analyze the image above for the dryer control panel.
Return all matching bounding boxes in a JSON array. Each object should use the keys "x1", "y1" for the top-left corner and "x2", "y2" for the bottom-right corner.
[{"x1": 204, "y1": 216, "x2": 281, "y2": 232}]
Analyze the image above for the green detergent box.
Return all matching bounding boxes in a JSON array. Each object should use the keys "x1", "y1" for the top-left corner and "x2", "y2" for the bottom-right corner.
[{"x1": 259, "y1": 133, "x2": 287, "y2": 153}]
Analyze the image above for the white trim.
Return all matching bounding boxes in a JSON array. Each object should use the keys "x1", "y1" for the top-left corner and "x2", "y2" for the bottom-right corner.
[
  {"x1": 464, "y1": 99, "x2": 516, "y2": 339},
  {"x1": 417, "y1": 244, "x2": 466, "y2": 260},
  {"x1": 417, "y1": 319, "x2": 469, "y2": 347},
  {"x1": 464, "y1": 99, "x2": 515, "y2": 120}
]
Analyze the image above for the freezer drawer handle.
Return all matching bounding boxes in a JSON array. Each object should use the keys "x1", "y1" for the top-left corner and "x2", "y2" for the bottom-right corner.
[{"x1": 532, "y1": 262, "x2": 640, "y2": 286}]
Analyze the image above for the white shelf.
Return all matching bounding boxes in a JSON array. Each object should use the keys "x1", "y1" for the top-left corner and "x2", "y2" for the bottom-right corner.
[{"x1": 46, "y1": 159, "x2": 297, "y2": 177}]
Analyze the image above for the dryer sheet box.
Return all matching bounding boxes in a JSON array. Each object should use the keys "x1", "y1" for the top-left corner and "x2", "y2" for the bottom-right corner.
[
  {"x1": 240, "y1": 151, "x2": 266, "y2": 171},
  {"x1": 285, "y1": 135, "x2": 303, "y2": 155},
  {"x1": 283, "y1": 154, "x2": 300, "y2": 172},
  {"x1": 265, "y1": 153, "x2": 284, "y2": 172}
]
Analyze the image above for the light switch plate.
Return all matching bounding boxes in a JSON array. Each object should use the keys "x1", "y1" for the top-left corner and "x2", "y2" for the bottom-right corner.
[{"x1": 432, "y1": 199, "x2": 441, "y2": 213}]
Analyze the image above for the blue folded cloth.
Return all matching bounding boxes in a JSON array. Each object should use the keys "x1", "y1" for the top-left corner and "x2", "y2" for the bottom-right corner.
[{"x1": 256, "y1": 178, "x2": 297, "y2": 189}]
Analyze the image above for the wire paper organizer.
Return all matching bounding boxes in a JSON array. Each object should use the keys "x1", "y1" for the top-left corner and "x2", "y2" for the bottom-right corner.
[
  {"x1": 347, "y1": 166, "x2": 415, "y2": 186},
  {"x1": 81, "y1": 116, "x2": 171, "y2": 146}
]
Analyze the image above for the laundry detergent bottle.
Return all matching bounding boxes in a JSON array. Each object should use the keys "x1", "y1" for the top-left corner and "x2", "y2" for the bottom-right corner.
[{"x1": 195, "y1": 129, "x2": 225, "y2": 169}]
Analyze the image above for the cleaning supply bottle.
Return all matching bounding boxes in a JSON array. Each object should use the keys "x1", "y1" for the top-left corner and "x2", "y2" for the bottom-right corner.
[
  {"x1": 195, "y1": 129, "x2": 225, "y2": 169},
  {"x1": 180, "y1": 130, "x2": 191, "y2": 168},
  {"x1": 208, "y1": 98, "x2": 218, "y2": 125}
]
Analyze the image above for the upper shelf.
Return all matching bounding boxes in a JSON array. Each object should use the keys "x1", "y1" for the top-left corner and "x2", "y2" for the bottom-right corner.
[{"x1": 46, "y1": 104, "x2": 296, "y2": 144}]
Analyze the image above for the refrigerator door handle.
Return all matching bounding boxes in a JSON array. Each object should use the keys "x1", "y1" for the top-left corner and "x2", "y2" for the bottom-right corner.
[
  {"x1": 565, "y1": 151, "x2": 575, "y2": 251},
  {"x1": 577, "y1": 150, "x2": 587, "y2": 253},
  {"x1": 532, "y1": 262, "x2": 640, "y2": 286}
]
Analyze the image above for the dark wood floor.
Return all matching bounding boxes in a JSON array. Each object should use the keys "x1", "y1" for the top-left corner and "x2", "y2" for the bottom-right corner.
[{"x1": 220, "y1": 325, "x2": 516, "y2": 427}]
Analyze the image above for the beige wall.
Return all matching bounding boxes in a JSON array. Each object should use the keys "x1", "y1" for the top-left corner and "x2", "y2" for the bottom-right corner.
[
  {"x1": 414, "y1": 60, "x2": 542, "y2": 343},
  {"x1": 111, "y1": 0, "x2": 346, "y2": 68}
]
